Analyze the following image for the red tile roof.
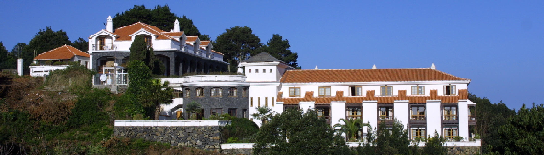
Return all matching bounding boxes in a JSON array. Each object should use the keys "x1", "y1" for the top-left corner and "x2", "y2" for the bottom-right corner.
[
  {"x1": 278, "y1": 89, "x2": 469, "y2": 104},
  {"x1": 200, "y1": 41, "x2": 210, "y2": 46},
  {"x1": 162, "y1": 31, "x2": 184, "y2": 36},
  {"x1": 34, "y1": 45, "x2": 90, "y2": 60},
  {"x1": 280, "y1": 68, "x2": 469, "y2": 83},
  {"x1": 186, "y1": 36, "x2": 198, "y2": 42},
  {"x1": 113, "y1": 22, "x2": 178, "y2": 41}
]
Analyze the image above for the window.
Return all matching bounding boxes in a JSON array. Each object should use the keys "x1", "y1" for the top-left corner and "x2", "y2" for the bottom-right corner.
[
  {"x1": 411, "y1": 128, "x2": 426, "y2": 140},
  {"x1": 173, "y1": 89, "x2": 182, "y2": 98},
  {"x1": 318, "y1": 86, "x2": 331, "y2": 97},
  {"x1": 249, "y1": 69, "x2": 251, "y2": 73},
  {"x1": 211, "y1": 87, "x2": 222, "y2": 97},
  {"x1": 468, "y1": 106, "x2": 476, "y2": 120},
  {"x1": 256, "y1": 69, "x2": 259, "y2": 73},
  {"x1": 258, "y1": 97, "x2": 261, "y2": 107},
  {"x1": 265, "y1": 97, "x2": 268, "y2": 107},
  {"x1": 289, "y1": 87, "x2": 301, "y2": 97},
  {"x1": 444, "y1": 85, "x2": 456, "y2": 95},
  {"x1": 317, "y1": 107, "x2": 331, "y2": 123},
  {"x1": 228, "y1": 108, "x2": 237, "y2": 117},
  {"x1": 443, "y1": 106, "x2": 457, "y2": 120},
  {"x1": 143, "y1": 35, "x2": 152, "y2": 47},
  {"x1": 350, "y1": 86, "x2": 363, "y2": 96},
  {"x1": 210, "y1": 108, "x2": 222, "y2": 116},
  {"x1": 411, "y1": 106, "x2": 426, "y2": 120},
  {"x1": 270, "y1": 69, "x2": 272, "y2": 73},
  {"x1": 228, "y1": 87, "x2": 237, "y2": 97},
  {"x1": 242, "y1": 109, "x2": 248, "y2": 118},
  {"x1": 443, "y1": 126, "x2": 458, "y2": 139},
  {"x1": 98, "y1": 37, "x2": 105, "y2": 50},
  {"x1": 272, "y1": 97, "x2": 275, "y2": 107},
  {"x1": 379, "y1": 107, "x2": 394, "y2": 121},
  {"x1": 411, "y1": 86, "x2": 425, "y2": 95},
  {"x1": 196, "y1": 87, "x2": 204, "y2": 97},
  {"x1": 243, "y1": 88, "x2": 248, "y2": 97},
  {"x1": 263, "y1": 69, "x2": 265, "y2": 73},
  {"x1": 185, "y1": 88, "x2": 190, "y2": 97},
  {"x1": 250, "y1": 97, "x2": 253, "y2": 107},
  {"x1": 380, "y1": 86, "x2": 393, "y2": 96},
  {"x1": 346, "y1": 107, "x2": 362, "y2": 120}
]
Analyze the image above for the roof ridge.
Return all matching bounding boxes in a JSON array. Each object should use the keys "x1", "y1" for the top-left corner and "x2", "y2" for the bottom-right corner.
[
  {"x1": 290, "y1": 68, "x2": 434, "y2": 71},
  {"x1": 37, "y1": 45, "x2": 64, "y2": 56},
  {"x1": 65, "y1": 45, "x2": 77, "y2": 56}
]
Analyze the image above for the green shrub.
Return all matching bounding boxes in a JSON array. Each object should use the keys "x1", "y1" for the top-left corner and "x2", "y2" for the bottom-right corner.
[
  {"x1": 222, "y1": 117, "x2": 259, "y2": 143},
  {"x1": 68, "y1": 88, "x2": 111, "y2": 129}
]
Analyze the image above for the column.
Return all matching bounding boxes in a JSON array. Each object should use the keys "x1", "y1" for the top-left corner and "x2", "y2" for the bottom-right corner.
[
  {"x1": 169, "y1": 56, "x2": 175, "y2": 76},
  {"x1": 458, "y1": 99, "x2": 469, "y2": 140},
  {"x1": 330, "y1": 101, "x2": 346, "y2": 126},
  {"x1": 299, "y1": 102, "x2": 315, "y2": 113},
  {"x1": 363, "y1": 100, "x2": 378, "y2": 132},
  {"x1": 394, "y1": 100, "x2": 409, "y2": 130},
  {"x1": 426, "y1": 100, "x2": 442, "y2": 137}
]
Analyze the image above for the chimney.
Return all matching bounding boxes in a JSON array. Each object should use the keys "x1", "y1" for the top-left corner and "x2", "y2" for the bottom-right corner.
[
  {"x1": 431, "y1": 63, "x2": 436, "y2": 69},
  {"x1": 372, "y1": 64, "x2": 377, "y2": 69},
  {"x1": 17, "y1": 59, "x2": 23, "y2": 76},
  {"x1": 174, "y1": 19, "x2": 180, "y2": 32},
  {"x1": 106, "y1": 16, "x2": 113, "y2": 32}
]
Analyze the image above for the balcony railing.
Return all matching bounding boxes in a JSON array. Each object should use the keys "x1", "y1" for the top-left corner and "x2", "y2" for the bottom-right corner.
[
  {"x1": 379, "y1": 116, "x2": 393, "y2": 121},
  {"x1": 92, "y1": 44, "x2": 116, "y2": 51},
  {"x1": 94, "y1": 73, "x2": 128, "y2": 86},
  {"x1": 318, "y1": 116, "x2": 331, "y2": 124},
  {"x1": 410, "y1": 116, "x2": 426, "y2": 120}
]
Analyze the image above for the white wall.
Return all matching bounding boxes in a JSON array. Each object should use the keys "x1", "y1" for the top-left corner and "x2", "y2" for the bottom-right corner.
[
  {"x1": 458, "y1": 99, "x2": 469, "y2": 140},
  {"x1": 330, "y1": 101, "x2": 346, "y2": 126},
  {"x1": 248, "y1": 83, "x2": 280, "y2": 127},
  {"x1": 427, "y1": 100, "x2": 442, "y2": 136},
  {"x1": 362, "y1": 101, "x2": 378, "y2": 132},
  {"x1": 394, "y1": 100, "x2": 409, "y2": 130},
  {"x1": 245, "y1": 65, "x2": 279, "y2": 82},
  {"x1": 299, "y1": 102, "x2": 315, "y2": 113}
]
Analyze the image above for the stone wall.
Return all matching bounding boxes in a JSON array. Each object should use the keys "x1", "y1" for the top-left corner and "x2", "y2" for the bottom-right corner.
[
  {"x1": 114, "y1": 126, "x2": 222, "y2": 151},
  {"x1": 183, "y1": 85, "x2": 249, "y2": 119},
  {"x1": 447, "y1": 146, "x2": 480, "y2": 155}
]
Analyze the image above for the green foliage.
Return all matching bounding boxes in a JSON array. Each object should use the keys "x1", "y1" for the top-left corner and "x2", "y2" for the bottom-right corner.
[
  {"x1": 469, "y1": 93, "x2": 516, "y2": 153},
  {"x1": 177, "y1": 15, "x2": 201, "y2": 36},
  {"x1": 129, "y1": 35, "x2": 164, "y2": 75},
  {"x1": 333, "y1": 118, "x2": 369, "y2": 142},
  {"x1": 213, "y1": 26, "x2": 262, "y2": 72},
  {"x1": 423, "y1": 131, "x2": 446, "y2": 155},
  {"x1": 251, "y1": 106, "x2": 273, "y2": 124},
  {"x1": 71, "y1": 37, "x2": 88, "y2": 52},
  {"x1": 222, "y1": 117, "x2": 259, "y2": 143},
  {"x1": 44, "y1": 63, "x2": 94, "y2": 92},
  {"x1": 495, "y1": 103, "x2": 544, "y2": 154},
  {"x1": 259, "y1": 34, "x2": 300, "y2": 68},
  {"x1": 185, "y1": 101, "x2": 201, "y2": 120},
  {"x1": 0, "y1": 42, "x2": 17, "y2": 70},
  {"x1": 375, "y1": 120, "x2": 416, "y2": 154},
  {"x1": 68, "y1": 88, "x2": 111, "y2": 129},
  {"x1": 23, "y1": 26, "x2": 71, "y2": 74},
  {"x1": 253, "y1": 108, "x2": 348, "y2": 155}
]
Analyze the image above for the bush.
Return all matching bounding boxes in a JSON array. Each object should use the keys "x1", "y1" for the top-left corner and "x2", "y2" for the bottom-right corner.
[
  {"x1": 68, "y1": 88, "x2": 111, "y2": 129},
  {"x1": 222, "y1": 117, "x2": 259, "y2": 143}
]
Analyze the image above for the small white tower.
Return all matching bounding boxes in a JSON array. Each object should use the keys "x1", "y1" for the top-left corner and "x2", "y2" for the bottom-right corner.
[
  {"x1": 372, "y1": 64, "x2": 377, "y2": 69},
  {"x1": 431, "y1": 63, "x2": 436, "y2": 69},
  {"x1": 174, "y1": 19, "x2": 180, "y2": 32},
  {"x1": 106, "y1": 16, "x2": 113, "y2": 32}
]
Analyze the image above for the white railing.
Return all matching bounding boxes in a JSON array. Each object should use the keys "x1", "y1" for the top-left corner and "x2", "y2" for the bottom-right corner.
[
  {"x1": 94, "y1": 73, "x2": 128, "y2": 85},
  {"x1": 29, "y1": 65, "x2": 69, "y2": 77},
  {"x1": 183, "y1": 75, "x2": 246, "y2": 83},
  {"x1": 92, "y1": 44, "x2": 116, "y2": 51},
  {"x1": 114, "y1": 120, "x2": 231, "y2": 127}
]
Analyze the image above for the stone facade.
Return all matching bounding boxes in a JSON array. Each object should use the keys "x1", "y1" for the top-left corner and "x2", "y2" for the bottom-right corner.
[
  {"x1": 114, "y1": 126, "x2": 222, "y2": 151},
  {"x1": 183, "y1": 85, "x2": 249, "y2": 119},
  {"x1": 446, "y1": 146, "x2": 481, "y2": 155},
  {"x1": 221, "y1": 148, "x2": 253, "y2": 155}
]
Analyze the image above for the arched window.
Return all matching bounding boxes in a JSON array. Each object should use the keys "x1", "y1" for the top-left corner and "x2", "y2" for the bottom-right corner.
[
  {"x1": 228, "y1": 87, "x2": 237, "y2": 97},
  {"x1": 211, "y1": 87, "x2": 222, "y2": 97},
  {"x1": 196, "y1": 87, "x2": 204, "y2": 97}
]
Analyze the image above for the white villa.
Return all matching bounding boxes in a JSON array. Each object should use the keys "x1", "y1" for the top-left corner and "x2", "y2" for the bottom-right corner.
[{"x1": 30, "y1": 44, "x2": 90, "y2": 77}]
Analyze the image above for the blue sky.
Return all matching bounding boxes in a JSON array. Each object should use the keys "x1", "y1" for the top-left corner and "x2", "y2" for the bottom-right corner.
[{"x1": 1, "y1": 1, "x2": 542, "y2": 110}]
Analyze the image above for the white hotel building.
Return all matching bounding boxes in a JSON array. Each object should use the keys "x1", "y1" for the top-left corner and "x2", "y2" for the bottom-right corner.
[{"x1": 238, "y1": 52, "x2": 476, "y2": 141}]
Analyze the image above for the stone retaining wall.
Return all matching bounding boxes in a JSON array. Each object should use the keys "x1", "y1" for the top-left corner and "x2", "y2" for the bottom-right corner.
[
  {"x1": 114, "y1": 126, "x2": 222, "y2": 151},
  {"x1": 447, "y1": 146, "x2": 480, "y2": 155}
]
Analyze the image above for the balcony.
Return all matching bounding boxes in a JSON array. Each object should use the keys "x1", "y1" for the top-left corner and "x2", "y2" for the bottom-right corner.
[
  {"x1": 92, "y1": 44, "x2": 116, "y2": 51},
  {"x1": 182, "y1": 75, "x2": 246, "y2": 83}
]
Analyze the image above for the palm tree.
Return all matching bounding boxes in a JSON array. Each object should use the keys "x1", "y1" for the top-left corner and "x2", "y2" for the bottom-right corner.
[
  {"x1": 251, "y1": 107, "x2": 272, "y2": 125},
  {"x1": 333, "y1": 118, "x2": 370, "y2": 142}
]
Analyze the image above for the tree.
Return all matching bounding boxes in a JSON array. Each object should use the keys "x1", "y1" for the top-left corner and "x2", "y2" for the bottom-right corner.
[
  {"x1": 10, "y1": 43, "x2": 26, "y2": 59},
  {"x1": 214, "y1": 26, "x2": 262, "y2": 72},
  {"x1": 251, "y1": 106, "x2": 273, "y2": 125},
  {"x1": 221, "y1": 117, "x2": 259, "y2": 143},
  {"x1": 495, "y1": 103, "x2": 544, "y2": 154},
  {"x1": 185, "y1": 101, "x2": 202, "y2": 120},
  {"x1": 0, "y1": 42, "x2": 17, "y2": 70},
  {"x1": 23, "y1": 27, "x2": 71, "y2": 74},
  {"x1": 253, "y1": 108, "x2": 349, "y2": 155},
  {"x1": 469, "y1": 93, "x2": 515, "y2": 153},
  {"x1": 423, "y1": 131, "x2": 447, "y2": 155},
  {"x1": 333, "y1": 118, "x2": 369, "y2": 142},
  {"x1": 260, "y1": 34, "x2": 300, "y2": 69},
  {"x1": 177, "y1": 15, "x2": 201, "y2": 36},
  {"x1": 141, "y1": 79, "x2": 173, "y2": 120},
  {"x1": 374, "y1": 120, "x2": 415, "y2": 154},
  {"x1": 129, "y1": 35, "x2": 164, "y2": 75},
  {"x1": 71, "y1": 37, "x2": 88, "y2": 52}
]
